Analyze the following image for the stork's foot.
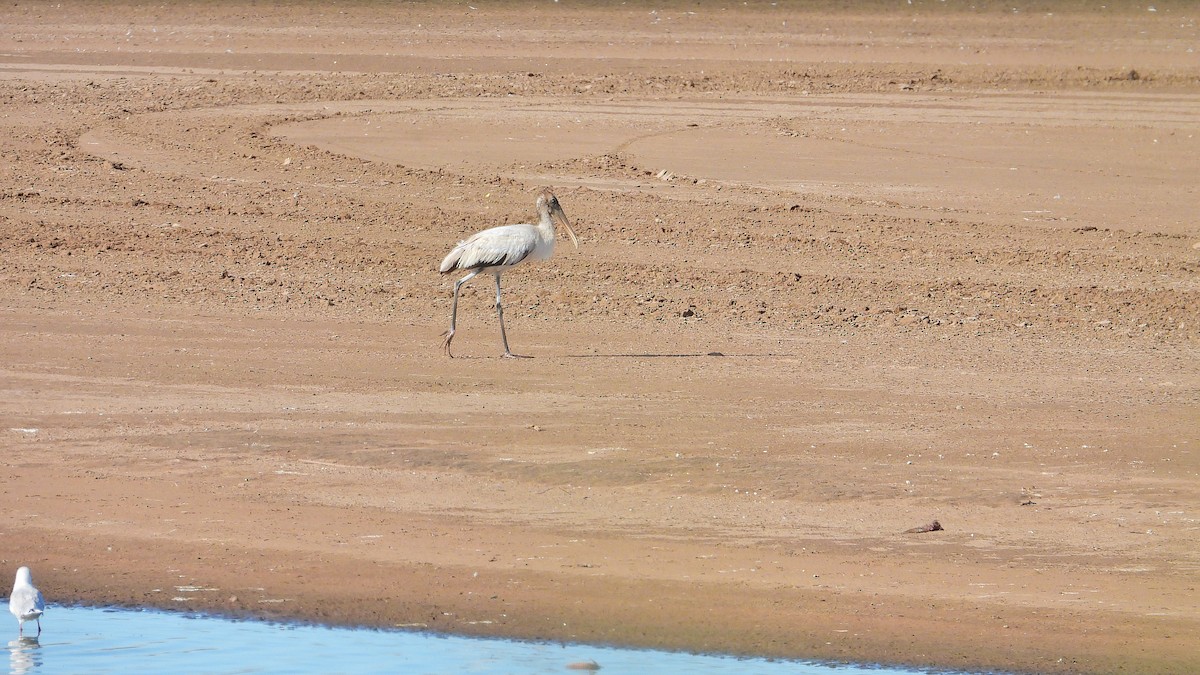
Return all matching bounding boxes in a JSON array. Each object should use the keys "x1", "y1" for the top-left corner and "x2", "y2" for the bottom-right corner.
[
  {"x1": 501, "y1": 352, "x2": 532, "y2": 359},
  {"x1": 441, "y1": 329, "x2": 456, "y2": 358}
]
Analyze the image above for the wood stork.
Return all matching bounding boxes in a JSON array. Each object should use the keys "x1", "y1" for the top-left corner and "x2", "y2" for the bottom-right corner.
[
  {"x1": 439, "y1": 188, "x2": 579, "y2": 358},
  {"x1": 9, "y1": 566, "x2": 45, "y2": 638}
]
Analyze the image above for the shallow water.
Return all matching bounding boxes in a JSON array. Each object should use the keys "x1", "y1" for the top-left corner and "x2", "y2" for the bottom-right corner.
[{"x1": 4, "y1": 605, "x2": 950, "y2": 675}]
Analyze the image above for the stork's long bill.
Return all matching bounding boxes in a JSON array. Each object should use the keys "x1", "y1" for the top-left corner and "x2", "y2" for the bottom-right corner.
[{"x1": 549, "y1": 195, "x2": 579, "y2": 249}]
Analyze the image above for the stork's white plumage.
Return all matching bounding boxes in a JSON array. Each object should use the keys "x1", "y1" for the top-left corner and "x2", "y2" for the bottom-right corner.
[
  {"x1": 439, "y1": 188, "x2": 579, "y2": 358},
  {"x1": 9, "y1": 566, "x2": 45, "y2": 638}
]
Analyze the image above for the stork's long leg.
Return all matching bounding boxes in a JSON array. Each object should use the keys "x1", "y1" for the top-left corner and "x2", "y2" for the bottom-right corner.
[
  {"x1": 444, "y1": 269, "x2": 481, "y2": 357},
  {"x1": 493, "y1": 272, "x2": 516, "y2": 358}
]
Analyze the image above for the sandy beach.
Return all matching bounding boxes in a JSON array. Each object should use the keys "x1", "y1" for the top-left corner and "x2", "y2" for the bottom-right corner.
[{"x1": 2, "y1": 2, "x2": 1198, "y2": 673}]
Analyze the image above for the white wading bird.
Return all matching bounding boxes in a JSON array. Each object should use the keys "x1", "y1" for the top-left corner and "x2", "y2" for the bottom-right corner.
[
  {"x1": 9, "y1": 566, "x2": 45, "y2": 638},
  {"x1": 439, "y1": 188, "x2": 579, "y2": 358}
]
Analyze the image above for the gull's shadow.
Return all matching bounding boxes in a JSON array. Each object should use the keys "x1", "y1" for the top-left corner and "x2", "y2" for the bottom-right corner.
[
  {"x1": 8, "y1": 637, "x2": 41, "y2": 675},
  {"x1": 8, "y1": 637, "x2": 39, "y2": 647}
]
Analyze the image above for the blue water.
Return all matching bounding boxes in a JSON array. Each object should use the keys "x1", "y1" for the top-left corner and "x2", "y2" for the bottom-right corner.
[{"x1": 6, "y1": 606, "x2": 946, "y2": 675}]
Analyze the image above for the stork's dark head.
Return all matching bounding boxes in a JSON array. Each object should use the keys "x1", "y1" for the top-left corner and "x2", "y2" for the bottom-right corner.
[{"x1": 538, "y1": 188, "x2": 579, "y2": 249}]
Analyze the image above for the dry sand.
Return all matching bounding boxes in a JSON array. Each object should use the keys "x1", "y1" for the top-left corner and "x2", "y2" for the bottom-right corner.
[{"x1": 1, "y1": 2, "x2": 1198, "y2": 673}]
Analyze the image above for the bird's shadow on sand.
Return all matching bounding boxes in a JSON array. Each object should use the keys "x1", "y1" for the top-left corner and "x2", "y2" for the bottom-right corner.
[
  {"x1": 564, "y1": 351, "x2": 779, "y2": 359},
  {"x1": 443, "y1": 351, "x2": 781, "y2": 359}
]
